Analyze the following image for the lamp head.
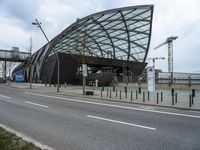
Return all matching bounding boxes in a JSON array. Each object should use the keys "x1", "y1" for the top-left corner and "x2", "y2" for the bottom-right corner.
[{"x1": 32, "y1": 22, "x2": 38, "y2": 25}]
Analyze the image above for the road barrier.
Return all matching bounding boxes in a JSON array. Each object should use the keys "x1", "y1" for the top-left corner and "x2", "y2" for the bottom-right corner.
[{"x1": 95, "y1": 86, "x2": 199, "y2": 109}]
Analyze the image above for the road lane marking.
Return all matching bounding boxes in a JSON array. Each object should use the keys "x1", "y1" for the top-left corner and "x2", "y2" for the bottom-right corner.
[
  {"x1": 25, "y1": 92, "x2": 200, "y2": 119},
  {"x1": 0, "y1": 94, "x2": 11, "y2": 99},
  {"x1": 25, "y1": 101, "x2": 49, "y2": 108},
  {"x1": 87, "y1": 115, "x2": 156, "y2": 130}
]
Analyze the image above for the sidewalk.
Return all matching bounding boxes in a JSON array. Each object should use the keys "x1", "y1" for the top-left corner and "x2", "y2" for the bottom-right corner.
[{"x1": 5, "y1": 82, "x2": 200, "y2": 111}]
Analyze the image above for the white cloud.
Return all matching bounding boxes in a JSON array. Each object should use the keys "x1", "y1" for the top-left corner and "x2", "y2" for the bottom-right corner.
[{"x1": 0, "y1": 15, "x2": 29, "y2": 51}]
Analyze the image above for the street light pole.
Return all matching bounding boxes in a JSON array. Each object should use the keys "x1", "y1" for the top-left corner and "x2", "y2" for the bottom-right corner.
[{"x1": 32, "y1": 19, "x2": 60, "y2": 92}]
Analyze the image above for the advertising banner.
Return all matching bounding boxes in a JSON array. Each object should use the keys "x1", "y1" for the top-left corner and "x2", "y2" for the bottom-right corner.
[
  {"x1": 15, "y1": 72, "x2": 24, "y2": 83},
  {"x1": 147, "y1": 66, "x2": 155, "y2": 92}
]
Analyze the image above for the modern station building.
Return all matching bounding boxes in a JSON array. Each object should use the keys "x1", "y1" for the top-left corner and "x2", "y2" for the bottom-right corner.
[{"x1": 13, "y1": 5, "x2": 154, "y2": 85}]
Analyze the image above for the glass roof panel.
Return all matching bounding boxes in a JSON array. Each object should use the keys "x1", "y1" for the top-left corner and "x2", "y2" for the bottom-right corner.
[{"x1": 48, "y1": 5, "x2": 153, "y2": 62}]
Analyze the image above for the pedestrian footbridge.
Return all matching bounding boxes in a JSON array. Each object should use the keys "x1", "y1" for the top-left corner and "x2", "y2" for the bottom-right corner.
[{"x1": 0, "y1": 48, "x2": 30, "y2": 62}]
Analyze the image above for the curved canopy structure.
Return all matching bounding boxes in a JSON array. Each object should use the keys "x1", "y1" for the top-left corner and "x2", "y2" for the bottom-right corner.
[
  {"x1": 21, "y1": 5, "x2": 154, "y2": 84},
  {"x1": 51, "y1": 5, "x2": 154, "y2": 62}
]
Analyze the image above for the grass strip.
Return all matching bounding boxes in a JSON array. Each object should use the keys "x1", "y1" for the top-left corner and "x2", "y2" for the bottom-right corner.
[{"x1": 0, "y1": 127, "x2": 41, "y2": 150}]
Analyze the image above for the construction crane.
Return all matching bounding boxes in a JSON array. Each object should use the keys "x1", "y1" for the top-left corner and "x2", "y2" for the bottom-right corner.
[
  {"x1": 154, "y1": 36, "x2": 178, "y2": 73},
  {"x1": 149, "y1": 57, "x2": 165, "y2": 70},
  {"x1": 154, "y1": 36, "x2": 178, "y2": 83}
]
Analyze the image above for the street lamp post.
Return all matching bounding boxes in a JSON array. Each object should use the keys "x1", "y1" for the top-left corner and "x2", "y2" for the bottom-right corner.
[{"x1": 32, "y1": 19, "x2": 60, "y2": 92}]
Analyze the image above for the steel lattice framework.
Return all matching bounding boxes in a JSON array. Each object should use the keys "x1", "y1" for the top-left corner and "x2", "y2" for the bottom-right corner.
[
  {"x1": 50, "y1": 5, "x2": 154, "y2": 62},
  {"x1": 24, "y1": 5, "x2": 154, "y2": 83}
]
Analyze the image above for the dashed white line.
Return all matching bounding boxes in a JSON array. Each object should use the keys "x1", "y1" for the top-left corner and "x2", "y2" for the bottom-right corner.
[
  {"x1": 87, "y1": 115, "x2": 156, "y2": 130},
  {"x1": 25, "y1": 92, "x2": 200, "y2": 119},
  {"x1": 0, "y1": 94, "x2": 11, "y2": 99},
  {"x1": 25, "y1": 101, "x2": 49, "y2": 108}
]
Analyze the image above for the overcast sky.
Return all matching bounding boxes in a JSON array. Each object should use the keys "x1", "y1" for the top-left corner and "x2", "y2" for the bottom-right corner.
[{"x1": 0, "y1": 0, "x2": 200, "y2": 73}]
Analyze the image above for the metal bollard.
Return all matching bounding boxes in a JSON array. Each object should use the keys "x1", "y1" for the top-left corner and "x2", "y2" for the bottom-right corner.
[
  {"x1": 131, "y1": 91, "x2": 133, "y2": 101},
  {"x1": 120, "y1": 90, "x2": 121, "y2": 100},
  {"x1": 148, "y1": 91, "x2": 150, "y2": 101},
  {"x1": 138, "y1": 87, "x2": 141, "y2": 94},
  {"x1": 125, "y1": 87, "x2": 127, "y2": 98},
  {"x1": 101, "y1": 90, "x2": 102, "y2": 98},
  {"x1": 136, "y1": 90, "x2": 138, "y2": 99},
  {"x1": 113, "y1": 86, "x2": 115, "y2": 92},
  {"x1": 171, "y1": 88, "x2": 175, "y2": 96},
  {"x1": 161, "y1": 92, "x2": 163, "y2": 102},
  {"x1": 143, "y1": 92, "x2": 145, "y2": 103},
  {"x1": 110, "y1": 89, "x2": 111, "y2": 99},
  {"x1": 124, "y1": 86, "x2": 127, "y2": 93},
  {"x1": 192, "y1": 89, "x2": 195, "y2": 97},
  {"x1": 189, "y1": 95, "x2": 192, "y2": 107},
  {"x1": 102, "y1": 86, "x2": 104, "y2": 91},
  {"x1": 157, "y1": 93, "x2": 159, "y2": 104},
  {"x1": 172, "y1": 95, "x2": 174, "y2": 106}
]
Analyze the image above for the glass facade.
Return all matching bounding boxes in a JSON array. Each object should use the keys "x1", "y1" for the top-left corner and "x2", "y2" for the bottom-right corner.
[{"x1": 51, "y1": 5, "x2": 154, "y2": 62}]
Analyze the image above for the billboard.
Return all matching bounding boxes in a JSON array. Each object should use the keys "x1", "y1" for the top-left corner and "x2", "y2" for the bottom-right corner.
[
  {"x1": 15, "y1": 72, "x2": 24, "y2": 83},
  {"x1": 147, "y1": 66, "x2": 155, "y2": 92}
]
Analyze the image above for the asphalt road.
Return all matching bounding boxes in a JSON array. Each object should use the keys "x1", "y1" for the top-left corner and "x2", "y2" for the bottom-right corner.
[{"x1": 0, "y1": 85, "x2": 200, "y2": 150}]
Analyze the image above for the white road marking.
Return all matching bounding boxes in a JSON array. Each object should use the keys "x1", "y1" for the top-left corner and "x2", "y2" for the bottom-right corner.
[
  {"x1": 25, "y1": 92, "x2": 200, "y2": 119},
  {"x1": 87, "y1": 115, "x2": 156, "y2": 130},
  {"x1": 25, "y1": 101, "x2": 49, "y2": 108},
  {"x1": 0, "y1": 94, "x2": 11, "y2": 99}
]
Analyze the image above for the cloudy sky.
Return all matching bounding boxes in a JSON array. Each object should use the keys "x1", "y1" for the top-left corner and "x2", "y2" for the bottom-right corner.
[{"x1": 0, "y1": 0, "x2": 200, "y2": 73}]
